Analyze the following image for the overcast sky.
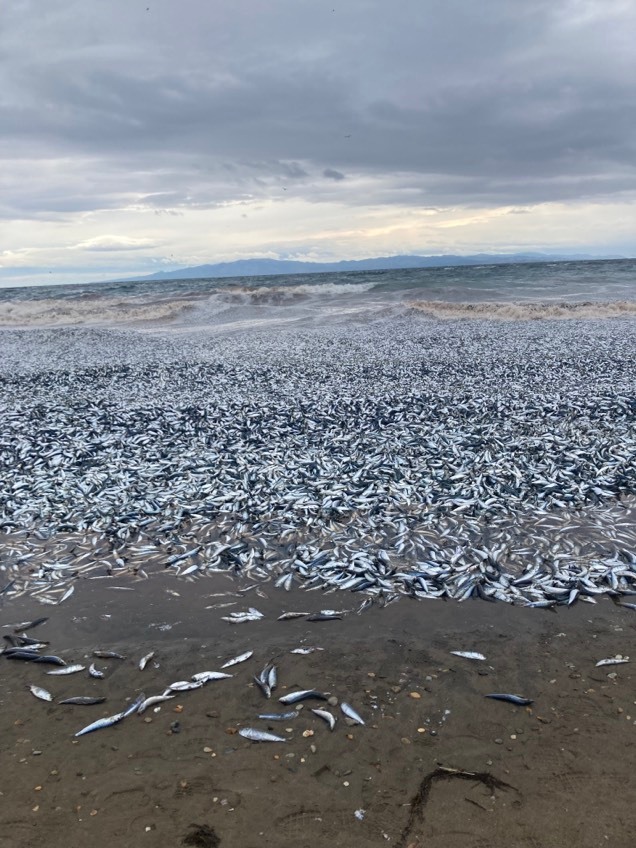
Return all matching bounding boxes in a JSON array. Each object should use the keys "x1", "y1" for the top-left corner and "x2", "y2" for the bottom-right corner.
[{"x1": 1, "y1": 0, "x2": 635, "y2": 286}]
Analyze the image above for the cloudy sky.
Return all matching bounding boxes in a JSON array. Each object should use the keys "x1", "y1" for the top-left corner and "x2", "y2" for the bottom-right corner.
[{"x1": 1, "y1": 0, "x2": 635, "y2": 287}]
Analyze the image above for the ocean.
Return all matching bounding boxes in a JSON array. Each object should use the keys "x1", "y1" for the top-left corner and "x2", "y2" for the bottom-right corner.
[{"x1": 1, "y1": 257, "x2": 635, "y2": 330}]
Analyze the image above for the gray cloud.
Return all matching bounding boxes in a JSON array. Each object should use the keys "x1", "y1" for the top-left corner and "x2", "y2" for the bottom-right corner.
[{"x1": 0, "y1": 0, "x2": 634, "y2": 225}]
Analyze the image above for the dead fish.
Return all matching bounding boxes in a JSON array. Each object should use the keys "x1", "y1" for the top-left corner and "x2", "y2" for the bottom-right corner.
[
  {"x1": 290, "y1": 647, "x2": 324, "y2": 655},
  {"x1": 306, "y1": 613, "x2": 342, "y2": 621},
  {"x1": 277, "y1": 612, "x2": 310, "y2": 621},
  {"x1": 267, "y1": 664, "x2": 277, "y2": 691},
  {"x1": 167, "y1": 680, "x2": 204, "y2": 692},
  {"x1": 191, "y1": 671, "x2": 233, "y2": 683},
  {"x1": 14, "y1": 617, "x2": 48, "y2": 633},
  {"x1": 279, "y1": 689, "x2": 328, "y2": 705},
  {"x1": 74, "y1": 693, "x2": 145, "y2": 737},
  {"x1": 93, "y1": 650, "x2": 126, "y2": 659},
  {"x1": 88, "y1": 663, "x2": 105, "y2": 679},
  {"x1": 450, "y1": 651, "x2": 486, "y2": 661},
  {"x1": 220, "y1": 650, "x2": 253, "y2": 669},
  {"x1": 32, "y1": 655, "x2": 66, "y2": 666},
  {"x1": 312, "y1": 708, "x2": 337, "y2": 730},
  {"x1": 121, "y1": 693, "x2": 146, "y2": 718},
  {"x1": 255, "y1": 662, "x2": 277, "y2": 695},
  {"x1": 257, "y1": 711, "x2": 298, "y2": 721},
  {"x1": 595, "y1": 656, "x2": 629, "y2": 667},
  {"x1": 239, "y1": 727, "x2": 287, "y2": 743},
  {"x1": 28, "y1": 684, "x2": 53, "y2": 702},
  {"x1": 137, "y1": 694, "x2": 175, "y2": 714},
  {"x1": 17, "y1": 635, "x2": 49, "y2": 647},
  {"x1": 138, "y1": 651, "x2": 155, "y2": 671},
  {"x1": 221, "y1": 607, "x2": 263, "y2": 624},
  {"x1": 58, "y1": 585, "x2": 75, "y2": 604},
  {"x1": 59, "y1": 697, "x2": 107, "y2": 705},
  {"x1": 485, "y1": 693, "x2": 534, "y2": 706},
  {"x1": 46, "y1": 664, "x2": 86, "y2": 675},
  {"x1": 340, "y1": 702, "x2": 365, "y2": 725},
  {"x1": 3, "y1": 648, "x2": 41, "y2": 661},
  {"x1": 253, "y1": 675, "x2": 271, "y2": 699}
]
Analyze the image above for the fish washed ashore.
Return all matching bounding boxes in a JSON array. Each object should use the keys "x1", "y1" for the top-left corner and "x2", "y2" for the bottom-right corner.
[{"x1": 1, "y1": 315, "x2": 635, "y2": 609}]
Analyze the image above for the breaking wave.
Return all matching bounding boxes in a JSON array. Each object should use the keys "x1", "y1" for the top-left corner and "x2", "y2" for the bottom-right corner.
[
  {"x1": 0, "y1": 296, "x2": 196, "y2": 328},
  {"x1": 408, "y1": 299, "x2": 636, "y2": 321},
  {"x1": 0, "y1": 281, "x2": 379, "y2": 329},
  {"x1": 213, "y1": 280, "x2": 378, "y2": 305},
  {"x1": 3, "y1": 282, "x2": 635, "y2": 330}
]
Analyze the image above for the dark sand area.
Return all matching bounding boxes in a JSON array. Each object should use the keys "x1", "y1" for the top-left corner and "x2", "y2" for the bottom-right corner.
[{"x1": 1, "y1": 577, "x2": 635, "y2": 848}]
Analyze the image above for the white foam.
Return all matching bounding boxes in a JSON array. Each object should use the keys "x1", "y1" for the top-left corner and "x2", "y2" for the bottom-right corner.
[
  {"x1": 408, "y1": 299, "x2": 636, "y2": 321},
  {"x1": 0, "y1": 297, "x2": 195, "y2": 328}
]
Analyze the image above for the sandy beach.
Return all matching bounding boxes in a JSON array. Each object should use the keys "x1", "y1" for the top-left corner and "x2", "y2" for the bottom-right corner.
[{"x1": 1, "y1": 575, "x2": 635, "y2": 848}]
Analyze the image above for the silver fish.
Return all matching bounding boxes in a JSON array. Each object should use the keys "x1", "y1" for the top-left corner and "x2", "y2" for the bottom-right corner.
[
  {"x1": 340, "y1": 702, "x2": 365, "y2": 725},
  {"x1": 168, "y1": 680, "x2": 204, "y2": 691},
  {"x1": 485, "y1": 693, "x2": 533, "y2": 706},
  {"x1": 138, "y1": 651, "x2": 155, "y2": 671},
  {"x1": 32, "y1": 655, "x2": 66, "y2": 666},
  {"x1": 59, "y1": 696, "x2": 106, "y2": 705},
  {"x1": 46, "y1": 664, "x2": 86, "y2": 675},
  {"x1": 279, "y1": 689, "x2": 328, "y2": 705},
  {"x1": 75, "y1": 712, "x2": 124, "y2": 738},
  {"x1": 58, "y1": 584, "x2": 75, "y2": 604},
  {"x1": 137, "y1": 694, "x2": 175, "y2": 714},
  {"x1": 220, "y1": 650, "x2": 253, "y2": 668},
  {"x1": 257, "y1": 711, "x2": 298, "y2": 721},
  {"x1": 277, "y1": 612, "x2": 310, "y2": 621},
  {"x1": 74, "y1": 693, "x2": 145, "y2": 737},
  {"x1": 253, "y1": 675, "x2": 271, "y2": 699},
  {"x1": 312, "y1": 708, "x2": 336, "y2": 730},
  {"x1": 239, "y1": 727, "x2": 287, "y2": 743},
  {"x1": 222, "y1": 607, "x2": 264, "y2": 624},
  {"x1": 28, "y1": 684, "x2": 53, "y2": 702},
  {"x1": 191, "y1": 671, "x2": 233, "y2": 683},
  {"x1": 290, "y1": 647, "x2": 324, "y2": 655},
  {"x1": 88, "y1": 663, "x2": 105, "y2": 678},
  {"x1": 596, "y1": 656, "x2": 630, "y2": 667},
  {"x1": 450, "y1": 651, "x2": 486, "y2": 661},
  {"x1": 267, "y1": 665, "x2": 277, "y2": 691},
  {"x1": 14, "y1": 617, "x2": 48, "y2": 633},
  {"x1": 307, "y1": 613, "x2": 342, "y2": 621}
]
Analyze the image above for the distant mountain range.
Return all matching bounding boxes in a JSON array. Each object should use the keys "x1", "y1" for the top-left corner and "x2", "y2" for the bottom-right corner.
[{"x1": 124, "y1": 252, "x2": 625, "y2": 282}]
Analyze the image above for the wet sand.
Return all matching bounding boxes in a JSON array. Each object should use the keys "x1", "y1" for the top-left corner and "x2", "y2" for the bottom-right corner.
[{"x1": 1, "y1": 577, "x2": 635, "y2": 848}]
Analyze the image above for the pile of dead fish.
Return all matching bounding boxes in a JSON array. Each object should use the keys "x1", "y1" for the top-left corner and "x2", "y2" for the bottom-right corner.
[{"x1": 0, "y1": 316, "x2": 635, "y2": 607}]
